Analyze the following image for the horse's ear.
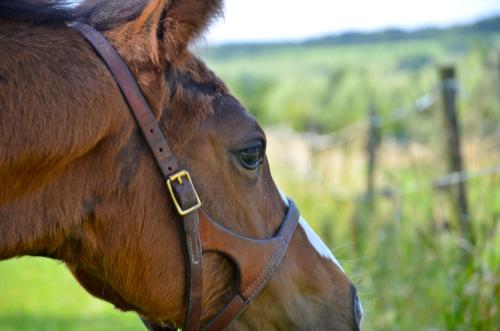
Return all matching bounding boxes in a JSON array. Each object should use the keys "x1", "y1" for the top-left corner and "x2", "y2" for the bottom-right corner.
[{"x1": 136, "y1": 0, "x2": 223, "y2": 64}]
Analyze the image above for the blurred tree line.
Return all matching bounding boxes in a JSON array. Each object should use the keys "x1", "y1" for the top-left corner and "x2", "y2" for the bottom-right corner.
[{"x1": 200, "y1": 15, "x2": 500, "y2": 142}]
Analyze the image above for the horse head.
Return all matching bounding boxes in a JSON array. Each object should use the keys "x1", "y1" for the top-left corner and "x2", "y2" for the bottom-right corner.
[{"x1": 0, "y1": 0, "x2": 362, "y2": 329}]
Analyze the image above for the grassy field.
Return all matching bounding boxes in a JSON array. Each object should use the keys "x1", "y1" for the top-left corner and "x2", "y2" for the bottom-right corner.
[
  {"x1": 0, "y1": 258, "x2": 143, "y2": 331},
  {"x1": 201, "y1": 33, "x2": 500, "y2": 137},
  {"x1": 1, "y1": 31, "x2": 499, "y2": 330},
  {"x1": 265, "y1": 130, "x2": 500, "y2": 331}
]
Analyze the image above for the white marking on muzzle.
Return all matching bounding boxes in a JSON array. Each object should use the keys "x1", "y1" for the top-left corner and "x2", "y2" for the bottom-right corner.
[{"x1": 278, "y1": 188, "x2": 345, "y2": 273}]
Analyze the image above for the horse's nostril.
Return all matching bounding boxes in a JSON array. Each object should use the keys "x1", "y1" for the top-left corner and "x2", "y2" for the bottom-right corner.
[{"x1": 350, "y1": 284, "x2": 363, "y2": 328}]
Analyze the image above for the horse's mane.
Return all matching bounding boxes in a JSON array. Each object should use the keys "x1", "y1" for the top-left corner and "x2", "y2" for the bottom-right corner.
[
  {"x1": 0, "y1": 0, "x2": 148, "y2": 30},
  {"x1": 0, "y1": 0, "x2": 76, "y2": 24}
]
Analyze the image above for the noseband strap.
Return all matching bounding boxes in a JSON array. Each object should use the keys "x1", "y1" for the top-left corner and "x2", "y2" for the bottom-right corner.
[
  {"x1": 70, "y1": 22, "x2": 300, "y2": 330},
  {"x1": 199, "y1": 201, "x2": 299, "y2": 330}
]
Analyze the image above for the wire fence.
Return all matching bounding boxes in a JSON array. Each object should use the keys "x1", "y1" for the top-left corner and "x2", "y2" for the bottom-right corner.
[{"x1": 269, "y1": 63, "x2": 500, "y2": 245}]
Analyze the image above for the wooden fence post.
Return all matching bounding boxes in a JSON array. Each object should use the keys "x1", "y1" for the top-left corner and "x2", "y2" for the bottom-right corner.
[
  {"x1": 351, "y1": 104, "x2": 382, "y2": 256},
  {"x1": 439, "y1": 66, "x2": 474, "y2": 244},
  {"x1": 497, "y1": 53, "x2": 500, "y2": 104},
  {"x1": 366, "y1": 103, "x2": 381, "y2": 198}
]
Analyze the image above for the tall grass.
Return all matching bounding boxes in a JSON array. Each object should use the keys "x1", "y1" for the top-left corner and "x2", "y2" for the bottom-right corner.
[{"x1": 265, "y1": 126, "x2": 499, "y2": 330}]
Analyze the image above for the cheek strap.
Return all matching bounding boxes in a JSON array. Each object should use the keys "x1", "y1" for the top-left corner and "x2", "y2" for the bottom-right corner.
[{"x1": 69, "y1": 22, "x2": 301, "y2": 331}]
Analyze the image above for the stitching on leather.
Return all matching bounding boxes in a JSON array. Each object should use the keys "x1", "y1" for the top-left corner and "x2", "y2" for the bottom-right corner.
[
  {"x1": 189, "y1": 240, "x2": 196, "y2": 263},
  {"x1": 191, "y1": 230, "x2": 201, "y2": 263},
  {"x1": 243, "y1": 236, "x2": 288, "y2": 299},
  {"x1": 243, "y1": 253, "x2": 276, "y2": 298},
  {"x1": 247, "y1": 238, "x2": 288, "y2": 300}
]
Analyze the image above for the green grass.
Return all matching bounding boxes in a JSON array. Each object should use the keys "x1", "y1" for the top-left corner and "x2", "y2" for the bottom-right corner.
[
  {"x1": 0, "y1": 258, "x2": 143, "y2": 331},
  {"x1": 269, "y1": 157, "x2": 499, "y2": 330}
]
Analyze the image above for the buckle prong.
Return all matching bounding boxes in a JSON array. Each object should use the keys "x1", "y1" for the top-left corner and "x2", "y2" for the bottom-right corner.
[{"x1": 166, "y1": 170, "x2": 202, "y2": 216}]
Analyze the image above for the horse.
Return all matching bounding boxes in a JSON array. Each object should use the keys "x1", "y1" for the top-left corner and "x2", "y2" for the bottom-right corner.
[{"x1": 0, "y1": 0, "x2": 363, "y2": 330}]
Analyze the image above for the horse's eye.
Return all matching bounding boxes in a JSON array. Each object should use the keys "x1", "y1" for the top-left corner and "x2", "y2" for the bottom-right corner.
[{"x1": 239, "y1": 143, "x2": 264, "y2": 170}]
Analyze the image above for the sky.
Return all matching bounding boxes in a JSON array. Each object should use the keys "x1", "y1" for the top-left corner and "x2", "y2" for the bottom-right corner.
[{"x1": 205, "y1": 0, "x2": 500, "y2": 44}]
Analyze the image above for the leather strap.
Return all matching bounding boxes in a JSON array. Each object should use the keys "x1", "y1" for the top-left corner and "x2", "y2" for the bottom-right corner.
[
  {"x1": 204, "y1": 296, "x2": 246, "y2": 331},
  {"x1": 171, "y1": 178, "x2": 203, "y2": 331},
  {"x1": 68, "y1": 22, "x2": 179, "y2": 178},
  {"x1": 200, "y1": 200, "x2": 300, "y2": 330},
  {"x1": 69, "y1": 22, "x2": 203, "y2": 331},
  {"x1": 69, "y1": 22, "x2": 301, "y2": 331}
]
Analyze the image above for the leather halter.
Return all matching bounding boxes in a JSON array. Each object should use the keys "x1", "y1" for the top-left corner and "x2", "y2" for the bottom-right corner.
[{"x1": 70, "y1": 22, "x2": 300, "y2": 331}]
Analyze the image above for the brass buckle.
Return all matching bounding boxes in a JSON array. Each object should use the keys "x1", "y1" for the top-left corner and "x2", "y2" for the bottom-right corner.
[{"x1": 166, "y1": 170, "x2": 202, "y2": 216}]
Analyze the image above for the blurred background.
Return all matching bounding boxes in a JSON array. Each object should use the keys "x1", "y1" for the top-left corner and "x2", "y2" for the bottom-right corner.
[{"x1": 1, "y1": 0, "x2": 499, "y2": 330}]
